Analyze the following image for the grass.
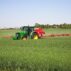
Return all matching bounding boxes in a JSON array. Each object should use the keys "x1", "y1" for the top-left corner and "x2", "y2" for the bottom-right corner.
[
  {"x1": 0, "y1": 28, "x2": 71, "y2": 37},
  {"x1": 0, "y1": 28, "x2": 71, "y2": 71},
  {"x1": 0, "y1": 29, "x2": 20, "y2": 37},
  {"x1": 44, "y1": 28, "x2": 71, "y2": 34}
]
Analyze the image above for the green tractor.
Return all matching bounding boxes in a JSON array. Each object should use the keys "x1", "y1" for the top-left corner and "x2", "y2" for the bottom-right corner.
[{"x1": 12, "y1": 26, "x2": 45, "y2": 40}]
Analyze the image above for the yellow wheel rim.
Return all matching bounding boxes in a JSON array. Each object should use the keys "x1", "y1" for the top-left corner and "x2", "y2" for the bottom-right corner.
[{"x1": 33, "y1": 35, "x2": 38, "y2": 40}]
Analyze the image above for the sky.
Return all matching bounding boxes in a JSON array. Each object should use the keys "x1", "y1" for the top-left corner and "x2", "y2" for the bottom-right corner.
[{"x1": 0, "y1": 0, "x2": 71, "y2": 28}]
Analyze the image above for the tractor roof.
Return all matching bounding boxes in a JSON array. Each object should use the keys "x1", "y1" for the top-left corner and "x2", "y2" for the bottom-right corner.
[{"x1": 20, "y1": 26, "x2": 35, "y2": 31}]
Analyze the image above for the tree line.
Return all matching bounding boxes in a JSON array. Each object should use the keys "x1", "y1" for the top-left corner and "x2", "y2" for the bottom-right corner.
[{"x1": 35, "y1": 23, "x2": 71, "y2": 29}]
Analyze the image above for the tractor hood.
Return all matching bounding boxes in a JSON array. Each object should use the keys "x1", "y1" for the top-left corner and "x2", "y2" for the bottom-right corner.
[{"x1": 12, "y1": 31, "x2": 28, "y2": 40}]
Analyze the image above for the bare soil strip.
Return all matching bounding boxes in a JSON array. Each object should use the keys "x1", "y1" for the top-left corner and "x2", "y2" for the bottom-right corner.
[
  {"x1": 1, "y1": 36, "x2": 12, "y2": 38},
  {"x1": 48, "y1": 34, "x2": 71, "y2": 37},
  {"x1": 43, "y1": 34, "x2": 71, "y2": 38},
  {"x1": 0, "y1": 34, "x2": 71, "y2": 39}
]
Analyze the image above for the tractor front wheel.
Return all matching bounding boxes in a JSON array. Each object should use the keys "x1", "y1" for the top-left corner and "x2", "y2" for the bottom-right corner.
[
  {"x1": 22, "y1": 35, "x2": 27, "y2": 40},
  {"x1": 22, "y1": 37, "x2": 27, "y2": 40}
]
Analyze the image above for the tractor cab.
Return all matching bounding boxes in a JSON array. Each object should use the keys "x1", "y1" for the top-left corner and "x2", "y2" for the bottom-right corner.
[{"x1": 21, "y1": 26, "x2": 34, "y2": 36}]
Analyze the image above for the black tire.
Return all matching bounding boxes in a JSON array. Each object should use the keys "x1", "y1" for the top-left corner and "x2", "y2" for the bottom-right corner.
[
  {"x1": 31, "y1": 32, "x2": 39, "y2": 39},
  {"x1": 22, "y1": 35, "x2": 27, "y2": 40},
  {"x1": 16, "y1": 33, "x2": 20, "y2": 39}
]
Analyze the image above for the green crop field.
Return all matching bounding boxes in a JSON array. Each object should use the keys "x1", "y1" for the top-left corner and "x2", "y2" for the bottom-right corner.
[
  {"x1": 0, "y1": 28, "x2": 71, "y2": 71},
  {"x1": 0, "y1": 28, "x2": 71, "y2": 37},
  {"x1": 44, "y1": 28, "x2": 71, "y2": 34}
]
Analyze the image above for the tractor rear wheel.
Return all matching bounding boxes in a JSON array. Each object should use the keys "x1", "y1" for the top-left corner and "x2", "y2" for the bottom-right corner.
[
  {"x1": 31, "y1": 32, "x2": 39, "y2": 39},
  {"x1": 33, "y1": 34, "x2": 38, "y2": 39}
]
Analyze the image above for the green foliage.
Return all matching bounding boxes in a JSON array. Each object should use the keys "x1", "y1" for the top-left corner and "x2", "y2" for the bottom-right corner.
[
  {"x1": 35, "y1": 23, "x2": 71, "y2": 29},
  {"x1": 0, "y1": 37, "x2": 71, "y2": 71},
  {"x1": 44, "y1": 28, "x2": 71, "y2": 34},
  {"x1": 0, "y1": 29, "x2": 71, "y2": 71}
]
